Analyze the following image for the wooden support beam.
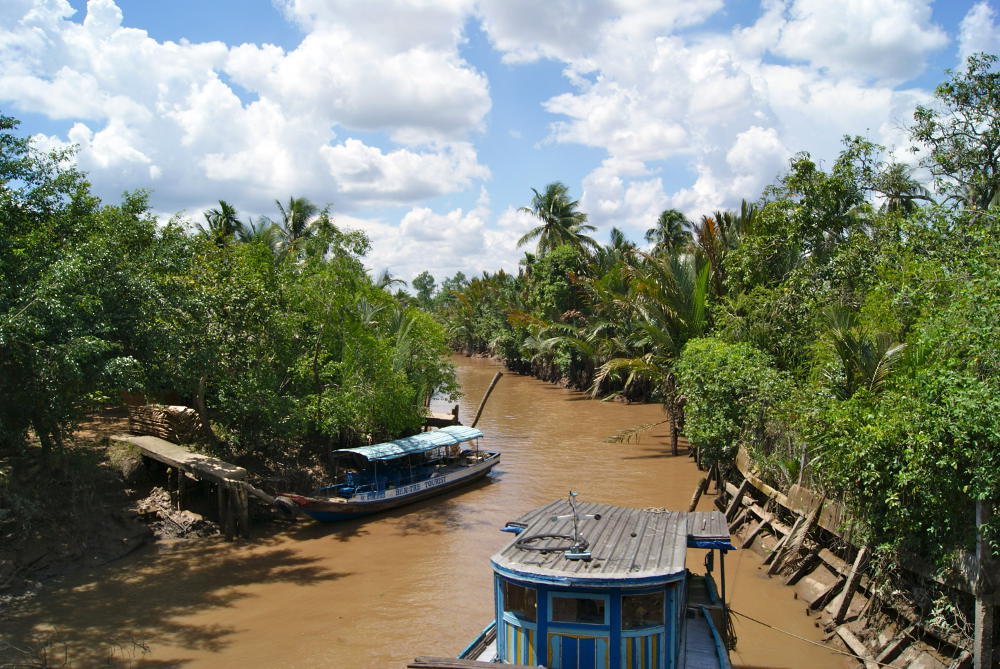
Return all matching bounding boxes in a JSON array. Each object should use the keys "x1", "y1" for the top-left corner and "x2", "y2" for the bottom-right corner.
[
  {"x1": 973, "y1": 500, "x2": 995, "y2": 669},
  {"x1": 176, "y1": 467, "x2": 185, "y2": 511},
  {"x1": 741, "y1": 513, "x2": 773, "y2": 549},
  {"x1": 785, "y1": 544, "x2": 822, "y2": 586},
  {"x1": 728, "y1": 508, "x2": 749, "y2": 533},
  {"x1": 809, "y1": 576, "x2": 845, "y2": 611},
  {"x1": 874, "y1": 625, "x2": 915, "y2": 667},
  {"x1": 237, "y1": 484, "x2": 250, "y2": 539},
  {"x1": 833, "y1": 545, "x2": 871, "y2": 623},
  {"x1": 835, "y1": 626, "x2": 880, "y2": 669},
  {"x1": 764, "y1": 513, "x2": 803, "y2": 568},
  {"x1": 725, "y1": 479, "x2": 751, "y2": 522},
  {"x1": 688, "y1": 476, "x2": 709, "y2": 512}
]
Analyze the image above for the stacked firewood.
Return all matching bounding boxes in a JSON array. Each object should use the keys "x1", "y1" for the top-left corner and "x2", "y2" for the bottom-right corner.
[{"x1": 127, "y1": 404, "x2": 203, "y2": 442}]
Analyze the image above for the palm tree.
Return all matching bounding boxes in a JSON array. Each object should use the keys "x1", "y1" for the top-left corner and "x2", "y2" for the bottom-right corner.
[
  {"x1": 198, "y1": 200, "x2": 242, "y2": 246},
  {"x1": 823, "y1": 306, "x2": 906, "y2": 400},
  {"x1": 645, "y1": 209, "x2": 692, "y2": 255},
  {"x1": 691, "y1": 200, "x2": 756, "y2": 297},
  {"x1": 272, "y1": 196, "x2": 319, "y2": 257},
  {"x1": 517, "y1": 182, "x2": 598, "y2": 256},
  {"x1": 236, "y1": 216, "x2": 278, "y2": 249},
  {"x1": 374, "y1": 269, "x2": 406, "y2": 290},
  {"x1": 593, "y1": 252, "x2": 711, "y2": 455},
  {"x1": 875, "y1": 163, "x2": 934, "y2": 215}
]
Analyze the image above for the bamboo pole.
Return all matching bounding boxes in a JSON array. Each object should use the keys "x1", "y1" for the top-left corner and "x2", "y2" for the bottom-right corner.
[{"x1": 470, "y1": 372, "x2": 502, "y2": 428}]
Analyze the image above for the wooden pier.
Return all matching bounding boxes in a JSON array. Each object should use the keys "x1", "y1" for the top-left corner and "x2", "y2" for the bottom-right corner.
[{"x1": 112, "y1": 434, "x2": 272, "y2": 540}]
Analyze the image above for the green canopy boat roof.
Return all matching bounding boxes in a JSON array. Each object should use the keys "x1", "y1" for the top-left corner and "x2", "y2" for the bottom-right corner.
[{"x1": 332, "y1": 425, "x2": 484, "y2": 463}]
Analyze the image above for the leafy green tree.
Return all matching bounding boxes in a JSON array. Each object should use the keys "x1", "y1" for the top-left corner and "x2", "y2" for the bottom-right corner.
[
  {"x1": 411, "y1": 271, "x2": 436, "y2": 308},
  {"x1": 517, "y1": 182, "x2": 597, "y2": 256},
  {"x1": 911, "y1": 52, "x2": 1000, "y2": 210},
  {"x1": 1, "y1": 115, "x2": 190, "y2": 454},
  {"x1": 675, "y1": 338, "x2": 786, "y2": 466}
]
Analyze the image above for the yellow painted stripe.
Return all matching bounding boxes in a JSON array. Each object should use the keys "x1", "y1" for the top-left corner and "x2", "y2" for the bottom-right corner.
[{"x1": 626, "y1": 637, "x2": 633, "y2": 668}]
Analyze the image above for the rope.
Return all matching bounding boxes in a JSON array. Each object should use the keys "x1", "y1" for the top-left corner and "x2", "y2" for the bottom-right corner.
[{"x1": 728, "y1": 608, "x2": 903, "y2": 668}]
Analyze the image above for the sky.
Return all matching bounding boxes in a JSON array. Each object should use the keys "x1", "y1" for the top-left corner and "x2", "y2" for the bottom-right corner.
[{"x1": 2, "y1": 0, "x2": 999, "y2": 284}]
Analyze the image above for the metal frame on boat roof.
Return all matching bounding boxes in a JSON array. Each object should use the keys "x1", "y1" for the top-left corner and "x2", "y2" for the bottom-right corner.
[{"x1": 330, "y1": 424, "x2": 484, "y2": 463}]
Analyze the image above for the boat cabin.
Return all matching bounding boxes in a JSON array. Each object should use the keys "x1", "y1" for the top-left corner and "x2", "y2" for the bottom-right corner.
[
  {"x1": 323, "y1": 425, "x2": 486, "y2": 498},
  {"x1": 486, "y1": 495, "x2": 734, "y2": 669}
]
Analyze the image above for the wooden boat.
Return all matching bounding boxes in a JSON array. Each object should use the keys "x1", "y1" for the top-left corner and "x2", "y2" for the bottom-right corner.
[
  {"x1": 445, "y1": 492, "x2": 735, "y2": 669},
  {"x1": 275, "y1": 425, "x2": 499, "y2": 522}
]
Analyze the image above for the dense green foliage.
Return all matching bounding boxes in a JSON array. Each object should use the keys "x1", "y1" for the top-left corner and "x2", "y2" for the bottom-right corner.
[
  {"x1": 415, "y1": 55, "x2": 1000, "y2": 562},
  {"x1": 675, "y1": 338, "x2": 786, "y2": 466},
  {"x1": 0, "y1": 114, "x2": 457, "y2": 463}
]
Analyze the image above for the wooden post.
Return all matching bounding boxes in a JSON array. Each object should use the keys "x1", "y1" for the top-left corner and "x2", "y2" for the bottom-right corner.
[
  {"x1": 217, "y1": 482, "x2": 226, "y2": 527},
  {"x1": 833, "y1": 544, "x2": 871, "y2": 623},
  {"x1": 765, "y1": 513, "x2": 804, "y2": 571},
  {"x1": 470, "y1": 372, "x2": 502, "y2": 428},
  {"x1": 688, "y1": 476, "x2": 709, "y2": 512},
  {"x1": 237, "y1": 484, "x2": 250, "y2": 539},
  {"x1": 726, "y1": 479, "x2": 750, "y2": 522},
  {"x1": 223, "y1": 482, "x2": 236, "y2": 540},
  {"x1": 176, "y1": 468, "x2": 185, "y2": 511},
  {"x1": 973, "y1": 500, "x2": 995, "y2": 669}
]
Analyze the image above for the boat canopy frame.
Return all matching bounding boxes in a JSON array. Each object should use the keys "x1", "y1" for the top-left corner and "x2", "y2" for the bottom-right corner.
[{"x1": 330, "y1": 425, "x2": 484, "y2": 466}]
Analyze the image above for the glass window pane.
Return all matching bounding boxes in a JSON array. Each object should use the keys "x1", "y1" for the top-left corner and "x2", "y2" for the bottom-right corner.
[
  {"x1": 622, "y1": 591, "x2": 664, "y2": 629},
  {"x1": 502, "y1": 580, "x2": 536, "y2": 622},
  {"x1": 551, "y1": 596, "x2": 605, "y2": 625}
]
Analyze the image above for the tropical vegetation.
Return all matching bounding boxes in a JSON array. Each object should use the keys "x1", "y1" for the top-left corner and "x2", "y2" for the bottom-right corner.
[{"x1": 416, "y1": 54, "x2": 1000, "y2": 567}]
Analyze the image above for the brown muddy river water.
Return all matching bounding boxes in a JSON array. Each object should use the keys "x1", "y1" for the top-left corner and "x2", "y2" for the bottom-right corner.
[{"x1": 3, "y1": 356, "x2": 850, "y2": 668}]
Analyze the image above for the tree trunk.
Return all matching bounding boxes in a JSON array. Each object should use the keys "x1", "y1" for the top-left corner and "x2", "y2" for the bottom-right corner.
[{"x1": 195, "y1": 376, "x2": 221, "y2": 448}]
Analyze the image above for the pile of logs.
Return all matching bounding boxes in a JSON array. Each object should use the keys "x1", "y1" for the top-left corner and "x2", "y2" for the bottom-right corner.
[{"x1": 127, "y1": 404, "x2": 203, "y2": 443}]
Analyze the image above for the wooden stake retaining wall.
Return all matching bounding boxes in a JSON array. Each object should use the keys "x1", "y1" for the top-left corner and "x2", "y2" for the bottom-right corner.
[{"x1": 714, "y1": 446, "x2": 997, "y2": 668}]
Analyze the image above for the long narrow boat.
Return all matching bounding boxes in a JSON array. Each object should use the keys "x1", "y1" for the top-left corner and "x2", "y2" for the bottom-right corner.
[
  {"x1": 424, "y1": 492, "x2": 736, "y2": 669},
  {"x1": 275, "y1": 425, "x2": 499, "y2": 522}
]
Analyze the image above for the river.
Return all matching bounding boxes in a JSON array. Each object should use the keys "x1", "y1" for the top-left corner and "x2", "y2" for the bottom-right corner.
[{"x1": 2, "y1": 355, "x2": 850, "y2": 668}]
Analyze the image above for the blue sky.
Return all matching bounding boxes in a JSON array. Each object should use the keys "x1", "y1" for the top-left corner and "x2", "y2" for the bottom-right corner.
[{"x1": 2, "y1": 0, "x2": 998, "y2": 282}]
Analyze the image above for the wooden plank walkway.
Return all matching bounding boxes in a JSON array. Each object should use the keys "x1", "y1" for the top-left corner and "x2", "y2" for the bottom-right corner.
[
  {"x1": 111, "y1": 434, "x2": 268, "y2": 540},
  {"x1": 681, "y1": 609, "x2": 726, "y2": 669},
  {"x1": 112, "y1": 434, "x2": 247, "y2": 483}
]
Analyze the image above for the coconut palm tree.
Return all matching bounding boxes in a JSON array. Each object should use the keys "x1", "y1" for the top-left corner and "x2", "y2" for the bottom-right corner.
[
  {"x1": 236, "y1": 216, "x2": 278, "y2": 249},
  {"x1": 645, "y1": 209, "x2": 692, "y2": 255},
  {"x1": 517, "y1": 182, "x2": 598, "y2": 256},
  {"x1": 272, "y1": 196, "x2": 319, "y2": 257},
  {"x1": 593, "y1": 251, "x2": 711, "y2": 455},
  {"x1": 198, "y1": 200, "x2": 242, "y2": 246},
  {"x1": 875, "y1": 163, "x2": 934, "y2": 215}
]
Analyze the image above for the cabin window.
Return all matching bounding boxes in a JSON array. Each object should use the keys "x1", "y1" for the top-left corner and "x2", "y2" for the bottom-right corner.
[
  {"x1": 502, "y1": 580, "x2": 536, "y2": 622},
  {"x1": 551, "y1": 595, "x2": 606, "y2": 625},
  {"x1": 621, "y1": 591, "x2": 664, "y2": 629}
]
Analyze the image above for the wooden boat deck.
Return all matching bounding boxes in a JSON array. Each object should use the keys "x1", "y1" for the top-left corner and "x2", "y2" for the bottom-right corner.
[{"x1": 680, "y1": 607, "x2": 730, "y2": 669}]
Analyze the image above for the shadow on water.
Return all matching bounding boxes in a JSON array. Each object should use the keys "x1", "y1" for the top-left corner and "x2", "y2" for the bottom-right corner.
[{"x1": 0, "y1": 540, "x2": 348, "y2": 667}]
